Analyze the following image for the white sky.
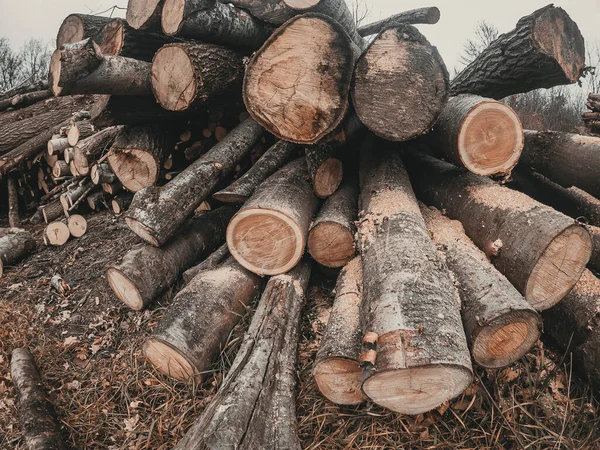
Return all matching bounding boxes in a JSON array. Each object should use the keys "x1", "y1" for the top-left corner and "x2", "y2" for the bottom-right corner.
[{"x1": 0, "y1": 0, "x2": 599, "y2": 73}]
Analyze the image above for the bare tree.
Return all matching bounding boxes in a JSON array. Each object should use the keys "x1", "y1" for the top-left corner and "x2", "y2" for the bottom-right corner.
[
  {"x1": 0, "y1": 38, "x2": 22, "y2": 92},
  {"x1": 348, "y1": 0, "x2": 370, "y2": 27},
  {"x1": 0, "y1": 38, "x2": 52, "y2": 94},
  {"x1": 458, "y1": 21, "x2": 499, "y2": 69}
]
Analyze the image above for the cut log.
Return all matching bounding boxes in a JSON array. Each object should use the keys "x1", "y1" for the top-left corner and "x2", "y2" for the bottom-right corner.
[
  {"x1": 87, "y1": 191, "x2": 106, "y2": 210},
  {"x1": 72, "y1": 125, "x2": 123, "y2": 176},
  {"x1": 305, "y1": 143, "x2": 343, "y2": 198},
  {"x1": 52, "y1": 160, "x2": 71, "y2": 178},
  {"x1": 7, "y1": 175, "x2": 20, "y2": 228},
  {"x1": 151, "y1": 42, "x2": 244, "y2": 112},
  {"x1": 67, "y1": 214, "x2": 87, "y2": 237},
  {"x1": 143, "y1": 257, "x2": 263, "y2": 381},
  {"x1": 56, "y1": 14, "x2": 111, "y2": 47},
  {"x1": 520, "y1": 130, "x2": 600, "y2": 198},
  {"x1": 66, "y1": 121, "x2": 95, "y2": 147},
  {"x1": 358, "y1": 7, "x2": 441, "y2": 36},
  {"x1": 313, "y1": 256, "x2": 363, "y2": 405},
  {"x1": 172, "y1": 261, "x2": 310, "y2": 450},
  {"x1": 161, "y1": 0, "x2": 274, "y2": 50},
  {"x1": 90, "y1": 95, "x2": 187, "y2": 127},
  {"x1": 127, "y1": 0, "x2": 165, "y2": 30},
  {"x1": 0, "y1": 79, "x2": 48, "y2": 103},
  {"x1": 111, "y1": 192, "x2": 134, "y2": 214},
  {"x1": 351, "y1": 24, "x2": 448, "y2": 142},
  {"x1": 403, "y1": 152, "x2": 592, "y2": 310},
  {"x1": 126, "y1": 118, "x2": 263, "y2": 246},
  {"x1": 357, "y1": 142, "x2": 472, "y2": 414},
  {"x1": 2, "y1": 90, "x2": 52, "y2": 112},
  {"x1": 47, "y1": 138, "x2": 70, "y2": 156},
  {"x1": 107, "y1": 125, "x2": 173, "y2": 192},
  {"x1": 60, "y1": 179, "x2": 94, "y2": 211},
  {"x1": 227, "y1": 157, "x2": 319, "y2": 275},
  {"x1": 451, "y1": 5, "x2": 585, "y2": 99},
  {"x1": 226, "y1": 0, "x2": 295, "y2": 24},
  {"x1": 213, "y1": 140, "x2": 298, "y2": 203},
  {"x1": 107, "y1": 206, "x2": 235, "y2": 310},
  {"x1": 428, "y1": 94, "x2": 523, "y2": 176},
  {"x1": 307, "y1": 177, "x2": 357, "y2": 268},
  {"x1": 182, "y1": 243, "x2": 229, "y2": 284},
  {"x1": 243, "y1": 14, "x2": 360, "y2": 144},
  {"x1": 44, "y1": 221, "x2": 70, "y2": 246},
  {"x1": 0, "y1": 231, "x2": 35, "y2": 278},
  {"x1": 90, "y1": 162, "x2": 116, "y2": 185},
  {"x1": 0, "y1": 94, "x2": 89, "y2": 130},
  {"x1": 49, "y1": 38, "x2": 103, "y2": 97},
  {"x1": 10, "y1": 348, "x2": 66, "y2": 450},
  {"x1": 63, "y1": 148, "x2": 74, "y2": 163},
  {"x1": 42, "y1": 200, "x2": 64, "y2": 224}
]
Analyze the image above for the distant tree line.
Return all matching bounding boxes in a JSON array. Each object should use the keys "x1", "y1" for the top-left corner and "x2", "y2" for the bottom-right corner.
[{"x1": 0, "y1": 38, "x2": 52, "y2": 94}]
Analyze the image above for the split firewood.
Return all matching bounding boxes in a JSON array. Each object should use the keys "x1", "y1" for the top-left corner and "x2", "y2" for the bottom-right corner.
[
  {"x1": 42, "y1": 200, "x2": 64, "y2": 224},
  {"x1": 87, "y1": 190, "x2": 107, "y2": 210},
  {"x1": 0, "y1": 231, "x2": 35, "y2": 278},
  {"x1": 10, "y1": 348, "x2": 67, "y2": 450},
  {"x1": 427, "y1": 94, "x2": 523, "y2": 176},
  {"x1": 305, "y1": 143, "x2": 343, "y2": 198},
  {"x1": 108, "y1": 206, "x2": 235, "y2": 310},
  {"x1": 451, "y1": 5, "x2": 585, "y2": 99},
  {"x1": 67, "y1": 214, "x2": 88, "y2": 237},
  {"x1": 52, "y1": 161, "x2": 71, "y2": 178},
  {"x1": 173, "y1": 261, "x2": 310, "y2": 450},
  {"x1": 72, "y1": 125, "x2": 123, "y2": 176},
  {"x1": 227, "y1": 157, "x2": 319, "y2": 275},
  {"x1": 357, "y1": 141, "x2": 472, "y2": 415},
  {"x1": 127, "y1": 0, "x2": 165, "y2": 30},
  {"x1": 358, "y1": 7, "x2": 441, "y2": 36},
  {"x1": 182, "y1": 243, "x2": 229, "y2": 284},
  {"x1": 143, "y1": 257, "x2": 263, "y2": 381},
  {"x1": 7, "y1": 175, "x2": 20, "y2": 228},
  {"x1": 244, "y1": 14, "x2": 360, "y2": 144},
  {"x1": 126, "y1": 118, "x2": 263, "y2": 246},
  {"x1": 44, "y1": 221, "x2": 71, "y2": 246},
  {"x1": 90, "y1": 163, "x2": 116, "y2": 185},
  {"x1": 308, "y1": 177, "x2": 357, "y2": 268},
  {"x1": 66, "y1": 120, "x2": 95, "y2": 146},
  {"x1": 403, "y1": 152, "x2": 592, "y2": 311},
  {"x1": 313, "y1": 257, "x2": 364, "y2": 405},
  {"x1": 111, "y1": 192, "x2": 134, "y2": 214}
]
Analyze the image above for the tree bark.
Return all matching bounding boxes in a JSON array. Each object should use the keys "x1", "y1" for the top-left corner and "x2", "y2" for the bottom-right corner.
[
  {"x1": 42, "y1": 200, "x2": 64, "y2": 224},
  {"x1": 450, "y1": 5, "x2": 585, "y2": 99},
  {"x1": 0, "y1": 79, "x2": 48, "y2": 102},
  {"x1": 87, "y1": 190, "x2": 107, "y2": 210},
  {"x1": 52, "y1": 161, "x2": 71, "y2": 178},
  {"x1": 305, "y1": 143, "x2": 343, "y2": 198},
  {"x1": 90, "y1": 95, "x2": 188, "y2": 127},
  {"x1": 403, "y1": 152, "x2": 592, "y2": 311},
  {"x1": 7, "y1": 175, "x2": 20, "y2": 228},
  {"x1": 427, "y1": 94, "x2": 523, "y2": 176},
  {"x1": 421, "y1": 204, "x2": 541, "y2": 368},
  {"x1": 0, "y1": 90, "x2": 52, "y2": 113},
  {"x1": 227, "y1": 157, "x2": 319, "y2": 275},
  {"x1": 111, "y1": 191, "x2": 134, "y2": 214},
  {"x1": 308, "y1": 177, "x2": 357, "y2": 268},
  {"x1": 161, "y1": 0, "x2": 274, "y2": 50},
  {"x1": 72, "y1": 125, "x2": 123, "y2": 176},
  {"x1": 47, "y1": 138, "x2": 70, "y2": 156},
  {"x1": 107, "y1": 206, "x2": 235, "y2": 310},
  {"x1": 225, "y1": 0, "x2": 296, "y2": 24},
  {"x1": 126, "y1": 118, "x2": 263, "y2": 246},
  {"x1": 10, "y1": 348, "x2": 66, "y2": 450},
  {"x1": 143, "y1": 257, "x2": 263, "y2": 382},
  {"x1": 49, "y1": 39, "x2": 104, "y2": 97},
  {"x1": 313, "y1": 256, "x2": 364, "y2": 404},
  {"x1": 90, "y1": 162, "x2": 116, "y2": 185},
  {"x1": 151, "y1": 42, "x2": 244, "y2": 112},
  {"x1": 173, "y1": 261, "x2": 310, "y2": 450},
  {"x1": 351, "y1": 24, "x2": 448, "y2": 142},
  {"x1": 66, "y1": 120, "x2": 96, "y2": 146},
  {"x1": 358, "y1": 7, "x2": 441, "y2": 36},
  {"x1": 0, "y1": 94, "x2": 88, "y2": 130},
  {"x1": 182, "y1": 243, "x2": 229, "y2": 284},
  {"x1": 244, "y1": 13, "x2": 360, "y2": 144},
  {"x1": 0, "y1": 231, "x2": 35, "y2": 278},
  {"x1": 127, "y1": 0, "x2": 165, "y2": 30},
  {"x1": 56, "y1": 14, "x2": 111, "y2": 47},
  {"x1": 357, "y1": 142, "x2": 472, "y2": 415}
]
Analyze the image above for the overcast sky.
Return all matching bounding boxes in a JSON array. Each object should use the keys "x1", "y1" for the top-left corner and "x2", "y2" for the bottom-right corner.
[{"x1": 0, "y1": 0, "x2": 599, "y2": 73}]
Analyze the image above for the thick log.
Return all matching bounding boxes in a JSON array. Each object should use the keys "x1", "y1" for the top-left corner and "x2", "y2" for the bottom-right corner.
[
  {"x1": 126, "y1": 118, "x2": 263, "y2": 246},
  {"x1": 173, "y1": 261, "x2": 310, "y2": 450},
  {"x1": 351, "y1": 24, "x2": 448, "y2": 142},
  {"x1": 161, "y1": 0, "x2": 273, "y2": 50},
  {"x1": 428, "y1": 94, "x2": 523, "y2": 176},
  {"x1": 182, "y1": 243, "x2": 229, "y2": 284},
  {"x1": 358, "y1": 7, "x2": 441, "y2": 36},
  {"x1": 111, "y1": 192, "x2": 134, "y2": 214},
  {"x1": 44, "y1": 222, "x2": 70, "y2": 246},
  {"x1": 357, "y1": 142, "x2": 472, "y2": 414},
  {"x1": 42, "y1": 200, "x2": 64, "y2": 224},
  {"x1": 307, "y1": 177, "x2": 357, "y2": 268},
  {"x1": 90, "y1": 163, "x2": 116, "y2": 185},
  {"x1": 151, "y1": 42, "x2": 244, "y2": 112},
  {"x1": 0, "y1": 94, "x2": 88, "y2": 130},
  {"x1": 7, "y1": 175, "x2": 20, "y2": 228},
  {"x1": 10, "y1": 348, "x2": 66, "y2": 450},
  {"x1": 243, "y1": 14, "x2": 360, "y2": 144},
  {"x1": 90, "y1": 95, "x2": 187, "y2": 127},
  {"x1": 72, "y1": 125, "x2": 123, "y2": 176},
  {"x1": 227, "y1": 157, "x2": 319, "y2": 275},
  {"x1": 404, "y1": 152, "x2": 592, "y2": 310},
  {"x1": 520, "y1": 130, "x2": 600, "y2": 198},
  {"x1": 451, "y1": 5, "x2": 585, "y2": 99},
  {"x1": 422, "y1": 205, "x2": 541, "y2": 368},
  {"x1": 107, "y1": 207, "x2": 234, "y2": 310},
  {"x1": 313, "y1": 257, "x2": 363, "y2": 404},
  {"x1": 0, "y1": 231, "x2": 35, "y2": 278},
  {"x1": 143, "y1": 257, "x2": 263, "y2": 381},
  {"x1": 52, "y1": 161, "x2": 71, "y2": 178},
  {"x1": 49, "y1": 39, "x2": 103, "y2": 97},
  {"x1": 56, "y1": 14, "x2": 110, "y2": 47},
  {"x1": 67, "y1": 214, "x2": 87, "y2": 237},
  {"x1": 305, "y1": 143, "x2": 343, "y2": 198},
  {"x1": 127, "y1": 0, "x2": 165, "y2": 30}
]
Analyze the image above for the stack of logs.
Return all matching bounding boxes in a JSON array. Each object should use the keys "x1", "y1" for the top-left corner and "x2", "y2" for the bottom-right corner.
[
  {"x1": 583, "y1": 93, "x2": 600, "y2": 135},
  {"x1": 3, "y1": 1, "x2": 600, "y2": 449}
]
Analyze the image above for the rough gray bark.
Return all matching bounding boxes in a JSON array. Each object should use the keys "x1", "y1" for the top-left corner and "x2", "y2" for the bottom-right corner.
[
  {"x1": 66, "y1": 120, "x2": 96, "y2": 146},
  {"x1": 0, "y1": 94, "x2": 86, "y2": 130},
  {"x1": 0, "y1": 231, "x2": 35, "y2": 278},
  {"x1": 0, "y1": 90, "x2": 52, "y2": 113},
  {"x1": 42, "y1": 200, "x2": 64, "y2": 224},
  {"x1": 182, "y1": 243, "x2": 229, "y2": 284},
  {"x1": 225, "y1": 0, "x2": 296, "y2": 24},
  {"x1": 305, "y1": 143, "x2": 343, "y2": 198},
  {"x1": 56, "y1": 14, "x2": 111, "y2": 47},
  {"x1": 72, "y1": 125, "x2": 123, "y2": 176},
  {"x1": 90, "y1": 163, "x2": 116, "y2": 185},
  {"x1": 358, "y1": 7, "x2": 441, "y2": 36}
]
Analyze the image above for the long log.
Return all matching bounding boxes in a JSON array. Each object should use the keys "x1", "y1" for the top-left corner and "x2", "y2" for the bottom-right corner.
[
  {"x1": 422, "y1": 205, "x2": 541, "y2": 368},
  {"x1": 428, "y1": 94, "x2": 523, "y2": 176},
  {"x1": 227, "y1": 157, "x2": 319, "y2": 275},
  {"x1": 0, "y1": 90, "x2": 52, "y2": 113},
  {"x1": 0, "y1": 94, "x2": 87, "y2": 130},
  {"x1": 107, "y1": 207, "x2": 234, "y2": 310},
  {"x1": 143, "y1": 257, "x2": 263, "y2": 382},
  {"x1": 357, "y1": 142, "x2": 472, "y2": 414},
  {"x1": 451, "y1": 5, "x2": 585, "y2": 99},
  {"x1": 403, "y1": 152, "x2": 592, "y2": 311},
  {"x1": 351, "y1": 24, "x2": 448, "y2": 142},
  {"x1": 127, "y1": 0, "x2": 165, "y2": 30},
  {"x1": 126, "y1": 118, "x2": 263, "y2": 246},
  {"x1": 243, "y1": 13, "x2": 360, "y2": 144},
  {"x1": 358, "y1": 7, "x2": 441, "y2": 36},
  {"x1": 7, "y1": 175, "x2": 20, "y2": 228},
  {"x1": 0, "y1": 79, "x2": 48, "y2": 102},
  {"x1": 182, "y1": 243, "x2": 229, "y2": 284},
  {"x1": 10, "y1": 348, "x2": 66, "y2": 450},
  {"x1": 0, "y1": 231, "x2": 36, "y2": 278},
  {"x1": 151, "y1": 42, "x2": 244, "y2": 112},
  {"x1": 305, "y1": 143, "x2": 343, "y2": 198},
  {"x1": 49, "y1": 39, "x2": 103, "y2": 97},
  {"x1": 72, "y1": 125, "x2": 123, "y2": 176},
  {"x1": 173, "y1": 261, "x2": 310, "y2": 450},
  {"x1": 313, "y1": 257, "x2": 363, "y2": 405}
]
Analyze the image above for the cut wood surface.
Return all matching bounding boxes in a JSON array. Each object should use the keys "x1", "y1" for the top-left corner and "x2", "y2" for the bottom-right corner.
[
  {"x1": 49, "y1": 38, "x2": 103, "y2": 97},
  {"x1": 451, "y1": 5, "x2": 585, "y2": 99},
  {"x1": 0, "y1": 231, "x2": 35, "y2": 278},
  {"x1": 182, "y1": 243, "x2": 229, "y2": 284},
  {"x1": 56, "y1": 13, "x2": 111, "y2": 47},
  {"x1": 47, "y1": 138, "x2": 70, "y2": 156},
  {"x1": 111, "y1": 191, "x2": 134, "y2": 214},
  {"x1": 305, "y1": 143, "x2": 343, "y2": 198},
  {"x1": 87, "y1": 190, "x2": 106, "y2": 210},
  {"x1": 358, "y1": 7, "x2": 441, "y2": 36},
  {"x1": 67, "y1": 120, "x2": 96, "y2": 146},
  {"x1": 90, "y1": 162, "x2": 116, "y2": 185},
  {"x1": 67, "y1": 214, "x2": 88, "y2": 237},
  {"x1": 52, "y1": 160, "x2": 71, "y2": 178},
  {"x1": 404, "y1": 152, "x2": 592, "y2": 311},
  {"x1": 72, "y1": 125, "x2": 123, "y2": 176},
  {"x1": 44, "y1": 221, "x2": 71, "y2": 246},
  {"x1": 127, "y1": 0, "x2": 165, "y2": 30},
  {"x1": 143, "y1": 257, "x2": 263, "y2": 382},
  {"x1": 227, "y1": 157, "x2": 319, "y2": 275}
]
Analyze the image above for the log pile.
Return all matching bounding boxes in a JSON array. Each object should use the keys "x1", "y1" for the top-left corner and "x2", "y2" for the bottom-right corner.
[
  {"x1": 583, "y1": 93, "x2": 600, "y2": 136},
  {"x1": 2, "y1": 1, "x2": 599, "y2": 447}
]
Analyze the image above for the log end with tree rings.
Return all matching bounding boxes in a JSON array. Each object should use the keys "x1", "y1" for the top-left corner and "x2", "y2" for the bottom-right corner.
[
  {"x1": 67, "y1": 214, "x2": 88, "y2": 238},
  {"x1": 227, "y1": 209, "x2": 305, "y2": 276},
  {"x1": 112, "y1": 199, "x2": 122, "y2": 214},
  {"x1": 72, "y1": 148, "x2": 90, "y2": 175},
  {"x1": 127, "y1": 0, "x2": 163, "y2": 30},
  {"x1": 107, "y1": 149, "x2": 161, "y2": 192},
  {"x1": 99, "y1": 19, "x2": 125, "y2": 56},
  {"x1": 49, "y1": 50, "x2": 63, "y2": 96},
  {"x1": 143, "y1": 338, "x2": 197, "y2": 381},
  {"x1": 45, "y1": 222, "x2": 70, "y2": 246},
  {"x1": 525, "y1": 224, "x2": 592, "y2": 310},
  {"x1": 243, "y1": 14, "x2": 357, "y2": 144},
  {"x1": 313, "y1": 157, "x2": 342, "y2": 198},
  {"x1": 106, "y1": 266, "x2": 145, "y2": 310},
  {"x1": 313, "y1": 357, "x2": 363, "y2": 405},
  {"x1": 56, "y1": 14, "x2": 87, "y2": 47},
  {"x1": 351, "y1": 25, "x2": 449, "y2": 142},
  {"x1": 161, "y1": 0, "x2": 186, "y2": 35},
  {"x1": 125, "y1": 216, "x2": 161, "y2": 247},
  {"x1": 151, "y1": 45, "x2": 196, "y2": 111},
  {"x1": 307, "y1": 221, "x2": 354, "y2": 268}
]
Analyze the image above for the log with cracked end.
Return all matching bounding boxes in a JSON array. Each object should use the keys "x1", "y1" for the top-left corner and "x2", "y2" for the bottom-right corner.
[{"x1": 0, "y1": 231, "x2": 36, "y2": 278}]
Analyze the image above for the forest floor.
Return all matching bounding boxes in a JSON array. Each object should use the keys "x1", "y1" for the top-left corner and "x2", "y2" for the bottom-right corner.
[{"x1": 1, "y1": 210, "x2": 600, "y2": 449}]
